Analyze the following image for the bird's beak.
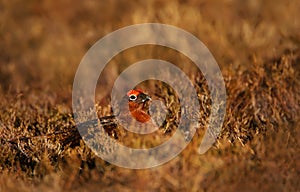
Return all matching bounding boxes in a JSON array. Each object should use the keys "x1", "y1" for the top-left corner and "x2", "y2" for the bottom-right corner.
[{"x1": 142, "y1": 95, "x2": 151, "y2": 102}]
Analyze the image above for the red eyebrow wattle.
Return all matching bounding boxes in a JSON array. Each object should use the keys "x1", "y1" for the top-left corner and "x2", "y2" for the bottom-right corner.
[{"x1": 127, "y1": 89, "x2": 143, "y2": 96}]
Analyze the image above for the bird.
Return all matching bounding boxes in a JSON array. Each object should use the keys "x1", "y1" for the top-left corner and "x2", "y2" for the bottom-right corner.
[
  {"x1": 125, "y1": 89, "x2": 152, "y2": 123},
  {"x1": 75, "y1": 89, "x2": 152, "y2": 140},
  {"x1": 57, "y1": 88, "x2": 193, "y2": 151}
]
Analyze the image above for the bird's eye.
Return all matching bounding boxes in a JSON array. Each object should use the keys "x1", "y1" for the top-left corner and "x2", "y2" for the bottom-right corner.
[{"x1": 129, "y1": 94, "x2": 137, "y2": 101}]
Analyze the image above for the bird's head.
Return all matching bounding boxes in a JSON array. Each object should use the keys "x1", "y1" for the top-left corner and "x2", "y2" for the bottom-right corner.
[{"x1": 127, "y1": 89, "x2": 151, "y2": 104}]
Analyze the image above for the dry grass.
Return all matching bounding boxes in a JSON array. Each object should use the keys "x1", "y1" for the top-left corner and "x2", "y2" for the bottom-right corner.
[{"x1": 0, "y1": 0, "x2": 300, "y2": 191}]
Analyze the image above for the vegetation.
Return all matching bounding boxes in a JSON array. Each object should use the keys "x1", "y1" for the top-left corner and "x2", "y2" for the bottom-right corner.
[{"x1": 0, "y1": 0, "x2": 299, "y2": 191}]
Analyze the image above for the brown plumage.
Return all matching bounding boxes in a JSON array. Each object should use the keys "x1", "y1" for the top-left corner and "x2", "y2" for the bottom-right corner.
[{"x1": 76, "y1": 89, "x2": 152, "y2": 140}]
